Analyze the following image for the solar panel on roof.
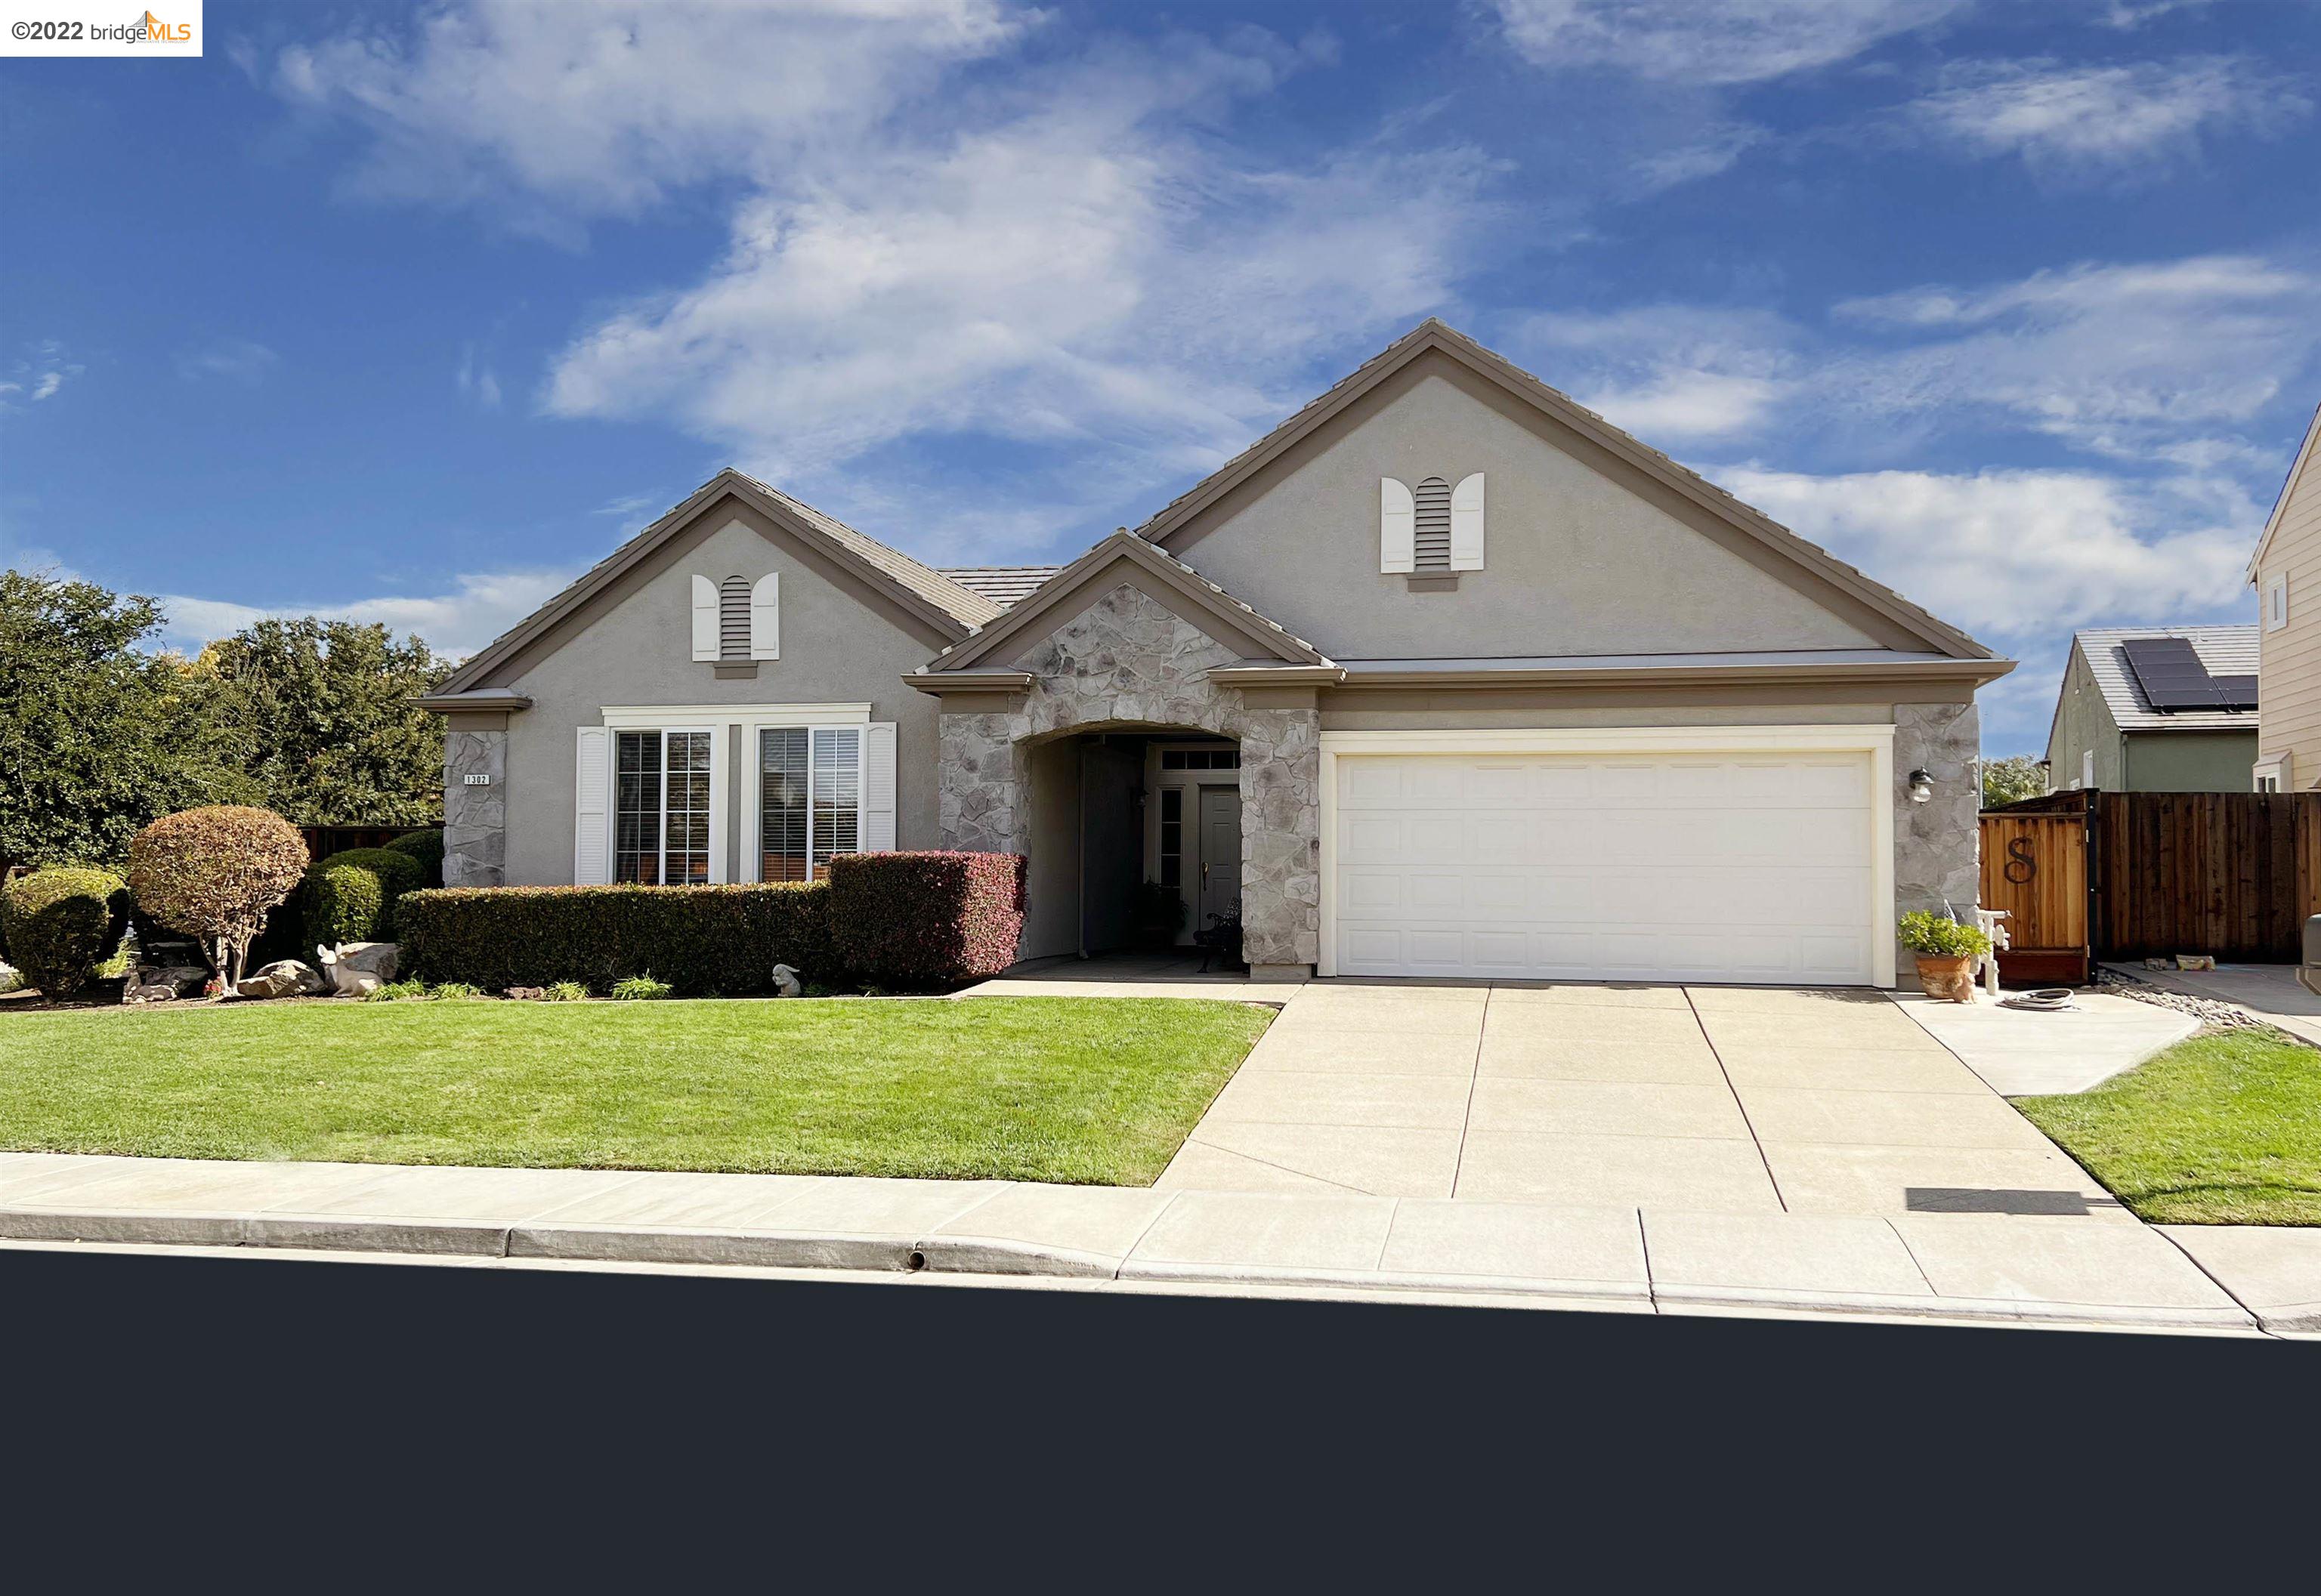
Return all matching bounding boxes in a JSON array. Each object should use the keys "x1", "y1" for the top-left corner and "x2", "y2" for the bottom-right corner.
[
  {"x1": 2120, "y1": 635, "x2": 2227, "y2": 712},
  {"x1": 2213, "y1": 673, "x2": 2259, "y2": 712}
]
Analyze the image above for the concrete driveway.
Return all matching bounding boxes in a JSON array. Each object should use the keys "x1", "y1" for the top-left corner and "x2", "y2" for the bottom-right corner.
[{"x1": 1159, "y1": 982, "x2": 2125, "y2": 1217}]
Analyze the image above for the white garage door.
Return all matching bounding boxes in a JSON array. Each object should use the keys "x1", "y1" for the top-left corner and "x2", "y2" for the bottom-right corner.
[{"x1": 1331, "y1": 750, "x2": 1877, "y2": 985}]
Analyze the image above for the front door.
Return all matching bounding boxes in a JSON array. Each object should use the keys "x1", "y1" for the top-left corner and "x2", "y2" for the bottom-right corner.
[{"x1": 1198, "y1": 786, "x2": 1242, "y2": 932}]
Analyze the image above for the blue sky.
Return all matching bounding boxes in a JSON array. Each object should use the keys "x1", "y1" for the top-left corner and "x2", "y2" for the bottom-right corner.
[{"x1": 5, "y1": 0, "x2": 2319, "y2": 753}]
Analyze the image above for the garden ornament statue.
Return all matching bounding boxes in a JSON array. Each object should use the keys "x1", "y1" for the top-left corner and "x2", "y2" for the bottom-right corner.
[
  {"x1": 317, "y1": 940, "x2": 399, "y2": 998},
  {"x1": 771, "y1": 963, "x2": 802, "y2": 998}
]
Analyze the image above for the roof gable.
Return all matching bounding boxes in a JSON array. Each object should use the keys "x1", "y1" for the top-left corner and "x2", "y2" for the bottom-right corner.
[
  {"x1": 1136, "y1": 320, "x2": 1992, "y2": 662},
  {"x1": 2072, "y1": 624, "x2": 2261, "y2": 733},
  {"x1": 436, "y1": 471, "x2": 997, "y2": 694},
  {"x1": 2248, "y1": 399, "x2": 2321, "y2": 578},
  {"x1": 918, "y1": 531, "x2": 1331, "y2": 675}
]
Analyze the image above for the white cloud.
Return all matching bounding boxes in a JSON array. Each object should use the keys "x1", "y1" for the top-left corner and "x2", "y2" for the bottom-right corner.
[
  {"x1": 175, "y1": 337, "x2": 280, "y2": 384},
  {"x1": 276, "y1": 6, "x2": 1488, "y2": 561},
  {"x1": 154, "y1": 568, "x2": 584, "y2": 657},
  {"x1": 1488, "y1": 0, "x2": 1965, "y2": 85},
  {"x1": 1519, "y1": 304, "x2": 1798, "y2": 443},
  {"x1": 456, "y1": 345, "x2": 502, "y2": 409},
  {"x1": 2, "y1": 341, "x2": 83, "y2": 409},
  {"x1": 1633, "y1": 124, "x2": 1769, "y2": 191},
  {"x1": 1909, "y1": 57, "x2": 2310, "y2": 179},
  {"x1": 1718, "y1": 465, "x2": 2257, "y2": 638},
  {"x1": 1834, "y1": 255, "x2": 2321, "y2": 457},
  {"x1": 275, "y1": 0, "x2": 1023, "y2": 235}
]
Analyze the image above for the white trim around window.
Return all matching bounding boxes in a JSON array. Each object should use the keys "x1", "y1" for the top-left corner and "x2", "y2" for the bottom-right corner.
[
  {"x1": 1315, "y1": 724, "x2": 1898, "y2": 987},
  {"x1": 601, "y1": 703, "x2": 870, "y2": 727}
]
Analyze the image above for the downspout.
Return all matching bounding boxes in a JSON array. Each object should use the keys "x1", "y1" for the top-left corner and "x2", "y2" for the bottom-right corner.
[{"x1": 1076, "y1": 739, "x2": 1089, "y2": 959}]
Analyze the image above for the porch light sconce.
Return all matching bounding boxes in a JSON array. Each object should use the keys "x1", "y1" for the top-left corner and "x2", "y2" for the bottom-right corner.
[{"x1": 1907, "y1": 768, "x2": 1934, "y2": 804}]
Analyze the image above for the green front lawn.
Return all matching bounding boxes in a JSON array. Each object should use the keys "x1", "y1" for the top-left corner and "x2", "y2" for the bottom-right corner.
[
  {"x1": 0, "y1": 997, "x2": 1272, "y2": 1185},
  {"x1": 2017, "y1": 1028, "x2": 2321, "y2": 1226}
]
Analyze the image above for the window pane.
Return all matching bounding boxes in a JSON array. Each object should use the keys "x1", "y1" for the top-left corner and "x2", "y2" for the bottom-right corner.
[
  {"x1": 760, "y1": 727, "x2": 810, "y2": 882},
  {"x1": 1159, "y1": 787, "x2": 1182, "y2": 888},
  {"x1": 664, "y1": 731, "x2": 712, "y2": 884},
  {"x1": 614, "y1": 730, "x2": 661, "y2": 884},
  {"x1": 811, "y1": 727, "x2": 861, "y2": 877}
]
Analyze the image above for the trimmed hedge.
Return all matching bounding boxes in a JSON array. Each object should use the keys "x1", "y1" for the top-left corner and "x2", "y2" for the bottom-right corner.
[
  {"x1": 383, "y1": 829, "x2": 446, "y2": 888},
  {"x1": 397, "y1": 883, "x2": 833, "y2": 995},
  {"x1": 828, "y1": 851, "x2": 1025, "y2": 987},
  {"x1": 1, "y1": 866, "x2": 130, "y2": 999},
  {"x1": 303, "y1": 847, "x2": 426, "y2": 950}
]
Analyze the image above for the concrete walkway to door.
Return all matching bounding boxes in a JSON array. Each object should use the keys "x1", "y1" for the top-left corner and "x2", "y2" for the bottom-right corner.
[{"x1": 1158, "y1": 981, "x2": 2126, "y2": 1218}]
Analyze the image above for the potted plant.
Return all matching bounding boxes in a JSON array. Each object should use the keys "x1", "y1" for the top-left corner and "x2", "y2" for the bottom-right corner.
[
  {"x1": 1896, "y1": 911, "x2": 1991, "y2": 1002},
  {"x1": 1130, "y1": 880, "x2": 1188, "y2": 951}
]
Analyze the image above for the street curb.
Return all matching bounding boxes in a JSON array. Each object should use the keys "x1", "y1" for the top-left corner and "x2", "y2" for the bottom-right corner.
[{"x1": 0, "y1": 1204, "x2": 2278, "y2": 1335}]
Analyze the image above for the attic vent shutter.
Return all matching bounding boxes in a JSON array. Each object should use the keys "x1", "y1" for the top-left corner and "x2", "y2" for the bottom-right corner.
[
  {"x1": 1413, "y1": 477, "x2": 1452, "y2": 570},
  {"x1": 718, "y1": 576, "x2": 750, "y2": 661}
]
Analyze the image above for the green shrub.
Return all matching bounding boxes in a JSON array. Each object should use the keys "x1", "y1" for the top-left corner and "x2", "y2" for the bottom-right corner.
[
  {"x1": 302, "y1": 847, "x2": 425, "y2": 949},
  {"x1": 397, "y1": 882, "x2": 833, "y2": 995},
  {"x1": 428, "y1": 980, "x2": 483, "y2": 1001},
  {"x1": 827, "y1": 851, "x2": 1025, "y2": 989},
  {"x1": 1896, "y1": 910, "x2": 1991, "y2": 959},
  {"x1": 543, "y1": 980, "x2": 589, "y2": 1002},
  {"x1": 0, "y1": 866, "x2": 130, "y2": 999},
  {"x1": 363, "y1": 978, "x2": 429, "y2": 1002},
  {"x1": 609, "y1": 974, "x2": 673, "y2": 1001},
  {"x1": 383, "y1": 829, "x2": 446, "y2": 888}
]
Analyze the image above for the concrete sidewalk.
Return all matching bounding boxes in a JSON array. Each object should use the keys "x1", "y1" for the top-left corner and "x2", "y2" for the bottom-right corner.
[
  {"x1": 2, "y1": 1151, "x2": 2300, "y2": 1334},
  {"x1": 2104, "y1": 961, "x2": 2321, "y2": 1048}
]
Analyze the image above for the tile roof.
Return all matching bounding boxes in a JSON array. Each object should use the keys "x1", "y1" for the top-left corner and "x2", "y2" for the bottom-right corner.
[
  {"x1": 936, "y1": 566, "x2": 1064, "y2": 609},
  {"x1": 731, "y1": 472, "x2": 1000, "y2": 628},
  {"x1": 2074, "y1": 625, "x2": 2260, "y2": 733}
]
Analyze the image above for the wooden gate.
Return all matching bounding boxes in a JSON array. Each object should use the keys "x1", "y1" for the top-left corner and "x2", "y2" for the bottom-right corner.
[
  {"x1": 1981, "y1": 790, "x2": 2321, "y2": 976},
  {"x1": 1979, "y1": 805, "x2": 2090, "y2": 983}
]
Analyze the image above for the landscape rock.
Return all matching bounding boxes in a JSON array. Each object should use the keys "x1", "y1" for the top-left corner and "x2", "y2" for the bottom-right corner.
[
  {"x1": 317, "y1": 941, "x2": 399, "y2": 996},
  {"x1": 134, "y1": 963, "x2": 210, "y2": 998},
  {"x1": 505, "y1": 986, "x2": 546, "y2": 1001},
  {"x1": 232, "y1": 959, "x2": 329, "y2": 1001},
  {"x1": 122, "y1": 983, "x2": 178, "y2": 1005}
]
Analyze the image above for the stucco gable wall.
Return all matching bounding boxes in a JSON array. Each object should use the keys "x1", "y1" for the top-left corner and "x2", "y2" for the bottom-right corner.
[
  {"x1": 1161, "y1": 361, "x2": 1897, "y2": 662},
  {"x1": 491, "y1": 507, "x2": 947, "y2": 885}
]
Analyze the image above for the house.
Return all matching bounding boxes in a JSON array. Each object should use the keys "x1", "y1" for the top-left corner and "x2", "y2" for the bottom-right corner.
[
  {"x1": 2248, "y1": 401, "x2": 2321, "y2": 792},
  {"x1": 418, "y1": 320, "x2": 2012, "y2": 987},
  {"x1": 2044, "y1": 626, "x2": 2259, "y2": 793}
]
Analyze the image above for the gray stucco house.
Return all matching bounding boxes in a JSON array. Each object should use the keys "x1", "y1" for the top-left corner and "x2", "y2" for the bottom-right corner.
[
  {"x1": 2044, "y1": 626, "x2": 2259, "y2": 794},
  {"x1": 419, "y1": 321, "x2": 2012, "y2": 986}
]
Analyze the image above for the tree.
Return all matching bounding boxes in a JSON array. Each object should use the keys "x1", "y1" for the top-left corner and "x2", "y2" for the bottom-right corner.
[
  {"x1": 0, "y1": 570, "x2": 252, "y2": 870},
  {"x1": 1981, "y1": 754, "x2": 2047, "y2": 809},
  {"x1": 194, "y1": 617, "x2": 454, "y2": 826},
  {"x1": 128, "y1": 806, "x2": 309, "y2": 986}
]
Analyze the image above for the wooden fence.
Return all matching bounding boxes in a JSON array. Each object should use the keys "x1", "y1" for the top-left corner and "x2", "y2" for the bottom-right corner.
[
  {"x1": 1979, "y1": 790, "x2": 2321, "y2": 977},
  {"x1": 299, "y1": 824, "x2": 432, "y2": 860}
]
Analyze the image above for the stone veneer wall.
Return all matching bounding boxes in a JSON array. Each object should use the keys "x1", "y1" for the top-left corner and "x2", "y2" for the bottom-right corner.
[
  {"x1": 442, "y1": 727, "x2": 508, "y2": 888},
  {"x1": 1893, "y1": 699, "x2": 1982, "y2": 983},
  {"x1": 938, "y1": 583, "x2": 1321, "y2": 970}
]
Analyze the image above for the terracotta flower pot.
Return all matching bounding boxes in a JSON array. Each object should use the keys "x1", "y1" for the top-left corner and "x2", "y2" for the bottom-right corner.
[{"x1": 1914, "y1": 953, "x2": 1976, "y2": 1002}]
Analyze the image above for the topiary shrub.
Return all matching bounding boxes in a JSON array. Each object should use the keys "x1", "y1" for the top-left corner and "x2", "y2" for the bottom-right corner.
[
  {"x1": 302, "y1": 847, "x2": 425, "y2": 949},
  {"x1": 397, "y1": 882, "x2": 833, "y2": 995},
  {"x1": 127, "y1": 806, "x2": 309, "y2": 988},
  {"x1": 827, "y1": 851, "x2": 1025, "y2": 989},
  {"x1": 383, "y1": 829, "x2": 445, "y2": 888},
  {"x1": 0, "y1": 866, "x2": 130, "y2": 1000}
]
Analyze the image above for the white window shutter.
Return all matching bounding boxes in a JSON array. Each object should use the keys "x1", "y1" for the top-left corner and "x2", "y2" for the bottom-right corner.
[
  {"x1": 861, "y1": 721, "x2": 897, "y2": 850},
  {"x1": 573, "y1": 727, "x2": 611, "y2": 884},
  {"x1": 1380, "y1": 478, "x2": 1415, "y2": 573},
  {"x1": 1450, "y1": 473, "x2": 1485, "y2": 570},
  {"x1": 690, "y1": 575, "x2": 718, "y2": 661},
  {"x1": 750, "y1": 573, "x2": 780, "y2": 659}
]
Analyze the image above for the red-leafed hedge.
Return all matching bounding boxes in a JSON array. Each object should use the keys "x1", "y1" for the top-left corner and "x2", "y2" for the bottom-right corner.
[
  {"x1": 397, "y1": 882, "x2": 833, "y2": 995},
  {"x1": 827, "y1": 851, "x2": 1025, "y2": 988}
]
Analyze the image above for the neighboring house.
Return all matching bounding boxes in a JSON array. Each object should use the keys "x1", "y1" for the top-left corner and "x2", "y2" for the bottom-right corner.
[
  {"x1": 2248, "y1": 401, "x2": 2321, "y2": 792},
  {"x1": 419, "y1": 320, "x2": 2011, "y2": 987},
  {"x1": 2044, "y1": 626, "x2": 2260, "y2": 794}
]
